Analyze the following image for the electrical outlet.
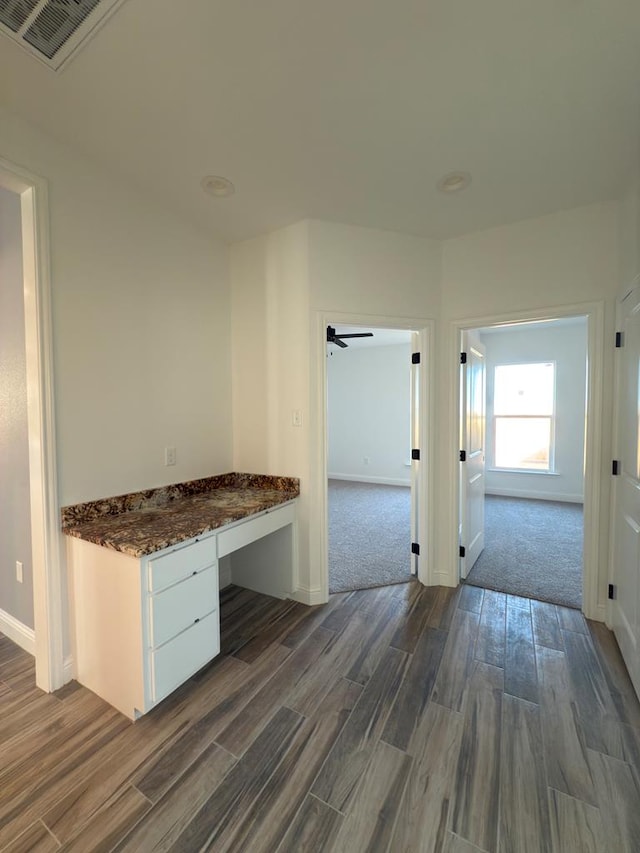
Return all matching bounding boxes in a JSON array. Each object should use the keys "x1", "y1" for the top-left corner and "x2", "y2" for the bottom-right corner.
[
  {"x1": 164, "y1": 446, "x2": 176, "y2": 466},
  {"x1": 364, "y1": 456, "x2": 370, "y2": 465},
  {"x1": 16, "y1": 561, "x2": 23, "y2": 583},
  {"x1": 292, "y1": 410, "x2": 303, "y2": 427}
]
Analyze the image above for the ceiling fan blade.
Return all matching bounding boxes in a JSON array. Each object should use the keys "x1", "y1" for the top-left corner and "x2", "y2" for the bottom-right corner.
[{"x1": 326, "y1": 325, "x2": 373, "y2": 348}]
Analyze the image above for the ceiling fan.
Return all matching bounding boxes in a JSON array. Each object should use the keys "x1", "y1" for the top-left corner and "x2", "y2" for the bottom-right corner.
[{"x1": 326, "y1": 325, "x2": 374, "y2": 348}]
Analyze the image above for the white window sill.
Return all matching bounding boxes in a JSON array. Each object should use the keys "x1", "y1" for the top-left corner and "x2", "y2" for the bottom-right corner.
[{"x1": 487, "y1": 468, "x2": 560, "y2": 476}]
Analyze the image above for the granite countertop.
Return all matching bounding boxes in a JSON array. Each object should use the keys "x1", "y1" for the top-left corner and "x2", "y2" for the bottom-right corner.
[{"x1": 61, "y1": 473, "x2": 300, "y2": 558}]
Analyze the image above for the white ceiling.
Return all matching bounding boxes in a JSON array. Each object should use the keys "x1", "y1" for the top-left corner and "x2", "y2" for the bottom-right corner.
[{"x1": 1, "y1": 0, "x2": 640, "y2": 243}]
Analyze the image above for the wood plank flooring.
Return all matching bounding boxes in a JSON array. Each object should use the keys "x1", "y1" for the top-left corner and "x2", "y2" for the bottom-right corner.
[{"x1": 1, "y1": 582, "x2": 640, "y2": 852}]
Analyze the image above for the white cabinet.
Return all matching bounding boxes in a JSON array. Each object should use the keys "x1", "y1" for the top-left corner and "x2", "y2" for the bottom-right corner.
[
  {"x1": 68, "y1": 532, "x2": 219, "y2": 720},
  {"x1": 144, "y1": 538, "x2": 219, "y2": 709},
  {"x1": 66, "y1": 499, "x2": 299, "y2": 719}
]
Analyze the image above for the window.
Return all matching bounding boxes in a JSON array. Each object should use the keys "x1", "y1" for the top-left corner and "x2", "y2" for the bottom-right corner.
[{"x1": 493, "y1": 362, "x2": 555, "y2": 471}]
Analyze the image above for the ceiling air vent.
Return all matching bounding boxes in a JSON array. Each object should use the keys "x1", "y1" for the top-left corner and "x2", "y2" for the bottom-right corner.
[{"x1": 0, "y1": 0, "x2": 127, "y2": 71}]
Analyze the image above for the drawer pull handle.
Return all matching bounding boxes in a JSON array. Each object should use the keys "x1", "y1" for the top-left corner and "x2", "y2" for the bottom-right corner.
[{"x1": 194, "y1": 617, "x2": 200, "y2": 624}]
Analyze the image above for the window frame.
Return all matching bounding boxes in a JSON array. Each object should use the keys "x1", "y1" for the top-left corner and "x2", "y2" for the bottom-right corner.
[{"x1": 491, "y1": 360, "x2": 557, "y2": 474}]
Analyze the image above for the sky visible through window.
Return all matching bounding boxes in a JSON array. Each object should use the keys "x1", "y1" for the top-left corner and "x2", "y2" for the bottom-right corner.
[{"x1": 494, "y1": 362, "x2": 555, "y2": 470}]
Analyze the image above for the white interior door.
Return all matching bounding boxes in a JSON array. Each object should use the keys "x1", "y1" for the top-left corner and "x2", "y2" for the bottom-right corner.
[
  {"x1": 611, "y1": 286, "x2": 640, "y2": 698},
  {"x1": 460, "y1": 330, "x2": 486, "y2": 578}
]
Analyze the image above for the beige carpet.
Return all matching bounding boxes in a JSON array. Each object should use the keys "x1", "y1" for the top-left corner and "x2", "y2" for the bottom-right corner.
[
  {"x1": 328, "y1": 479, "x2": 413, "y2": 593},
  {"x1": 465, "y1": 495, "x2": 583, "y2": 609}
]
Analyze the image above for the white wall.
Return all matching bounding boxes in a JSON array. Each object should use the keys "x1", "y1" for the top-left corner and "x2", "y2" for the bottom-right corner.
[
  {"x1": 231, "y1": 220, "x2": 441, "y2": 601},
  {"x1": 308, "y1": 219, "x2": 442, "y2": 316},
  {"x1": 617, "y1": 163, "x2": 640, "y2": 293},
  {"x1": 0, "y1": 107, "x2": 233, "y2": 507},
  {"x1": 0, "y1": 185, "x2": 33, "y2": 629},
  {"x1": 480, "y1": 320, "x2": 587, "y2": 503},
  {"x1": 441, "y1": 203, "x2": 618, "y2": 319},
  {"x1": 231, "y1": 221, "x2": 312, "y2": 599},
  {"x1": 231, "y1": 222, "x2": 310, "y2": 479},
  {"x1": 327, "y1": 343, "x2": 412, "y2": 485},
  {"x1": 0, "y1": 108, "x2": 233, "y2": 660}
]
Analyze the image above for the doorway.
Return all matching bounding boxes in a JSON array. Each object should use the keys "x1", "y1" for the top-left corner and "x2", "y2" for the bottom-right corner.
[
  {"x1": 459, "y1": 316, "x2": 588, "y2": 609},
  {"x1": 315, "y1": 313, "x2": 433, "y2": 600},
  {"x1": 0, "y1": 157, "x2": 62, "y2": 691},
  {"x1": 0, "y1": 186, "x2": 34, "y2": 642},
  {"x1": 326, "y1": 324, "x2": 415, "y2": 593}
]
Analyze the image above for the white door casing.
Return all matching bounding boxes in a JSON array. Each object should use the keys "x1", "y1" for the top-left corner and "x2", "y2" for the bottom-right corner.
[
  {"x1": 0, "y1": 157, "x2": 63, "y2": 691},
  {"x1": 460, "y1": 330, "x2": 486, "y2": 577},
  {"x1": 611, "y1": 284, "x2": 640, "y2": 697}
]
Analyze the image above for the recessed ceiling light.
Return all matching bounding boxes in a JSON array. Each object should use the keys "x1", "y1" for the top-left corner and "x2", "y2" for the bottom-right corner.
[
  {"x1": 201, "y1": 175, "x2": 235, "y2": 197},
  {"x1": 437, "y1": 171, "x2": 472, "y2": 193}
]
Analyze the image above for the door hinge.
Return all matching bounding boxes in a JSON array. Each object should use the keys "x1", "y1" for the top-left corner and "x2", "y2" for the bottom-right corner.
[
  {"x1": 615, "y1": 331, "x2": 623, "y2": 348},
  {"x1": 460, "y1": 351, "x2": 467, "y2": 364},
  {"x1": 460, "y1": 450, "x2": 467, "y2": 462},
  {"x1": 608, "y1": 583, "x2": 615, "y2": 600},
  {"x1": 411, "y1": 542, "x2": 420, "y2": 556},
  {"x1": 411, "y1": 449, "x2": 420, "y2": 460},
  {"x1": 412, "y1": 352, "x2": 421, "y2": 364},
  {"x1": 612, "y1": 460, "x2": 620, "y2": 476},
  {"x1": 459, "y1": 545, "x2": 466, "y2": 558}
]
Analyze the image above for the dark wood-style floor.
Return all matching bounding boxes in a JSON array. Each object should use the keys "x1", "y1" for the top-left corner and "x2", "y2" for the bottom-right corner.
[{"x1": 1, "y1": 582, "x2": 640, "y2": 852}]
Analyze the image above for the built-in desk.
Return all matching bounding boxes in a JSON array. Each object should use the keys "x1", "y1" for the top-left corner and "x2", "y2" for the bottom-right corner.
[{"x1": 62, "y1": 473, "x2": 299, "y2": 719}]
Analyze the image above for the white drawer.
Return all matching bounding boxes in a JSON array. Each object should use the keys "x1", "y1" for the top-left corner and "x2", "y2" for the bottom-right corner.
[
  {"x1": 217, "y1": 502, "x2": 296, "y2": 558},
  {"x1": 149, "y1": 564, "x2": 218, "y2": 648},
  {"x1": 150, "y1": 610, "x2": 219, "y2": 704},
  {"x1": 147, "y1": 536, "x2": 215, "y2": 592}
]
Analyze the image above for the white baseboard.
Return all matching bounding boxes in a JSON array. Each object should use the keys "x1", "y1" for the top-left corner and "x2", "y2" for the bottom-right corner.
[
  {"x1": 585, "y1": 602, "x2": 606, "y2": 623},
  {"x1": 328, "y1": 473, "x2": 411, "y2": 487},
  {"x1": 289, "y1": 585, "x2": 326, "y2": 606},
  {"x1": 431, "y1": 571, "x2": 457, "y2": 588},
  {"x1": 485, "y1": 487, "x2": 583, "y2": 504},
  {"x1": 0, "y1": 608, "x2": 35, "y2": 656}
]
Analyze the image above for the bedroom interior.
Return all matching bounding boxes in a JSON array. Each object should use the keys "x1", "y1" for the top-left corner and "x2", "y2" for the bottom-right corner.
[{"x1": 326, "y1": 326, "x2": 414, "y2": 594}]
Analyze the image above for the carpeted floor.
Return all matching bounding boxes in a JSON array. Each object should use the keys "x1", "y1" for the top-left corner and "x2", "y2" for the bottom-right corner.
[
  {"x1": 328, "y1": 479, "x2": 413, "y2": 593},
  {"x1": 465, "y1": 495, "x2": 583, "y2": 609}
]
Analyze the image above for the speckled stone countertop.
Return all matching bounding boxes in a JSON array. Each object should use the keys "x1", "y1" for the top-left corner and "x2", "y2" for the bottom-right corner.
[{"x1": 61, "y1": 473, "x2": 300, "y2": 558}]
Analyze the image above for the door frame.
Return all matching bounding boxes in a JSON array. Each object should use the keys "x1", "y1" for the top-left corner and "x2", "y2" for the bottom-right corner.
[
  {"x1": 0, "y1": 156, "x2": 64, "y2": 691},
  {"x1": 312, "y1": 310, "x2": 435, "y2": 601},
  {"x1": 447, "y1": 302, "x2": 605, "y2": 621}
]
